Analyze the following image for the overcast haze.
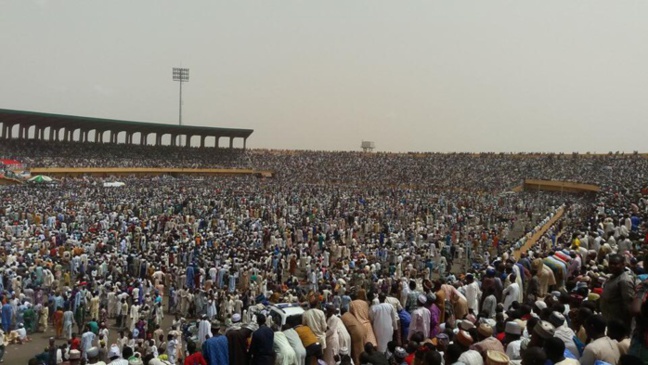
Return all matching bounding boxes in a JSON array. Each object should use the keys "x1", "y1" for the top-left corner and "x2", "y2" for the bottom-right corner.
[{"x1": 1, "y1": 1, "x2": 647, "y2": 152}]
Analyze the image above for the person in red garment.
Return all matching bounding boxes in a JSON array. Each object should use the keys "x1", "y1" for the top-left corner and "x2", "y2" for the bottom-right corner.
[{"x1": 184, "y1": 341, "x2": 206, "y2": 365}]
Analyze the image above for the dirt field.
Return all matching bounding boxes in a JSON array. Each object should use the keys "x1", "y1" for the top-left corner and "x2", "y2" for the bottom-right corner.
[{"x1": 5, "y1": 314, "x2": 176, "y2": 364}]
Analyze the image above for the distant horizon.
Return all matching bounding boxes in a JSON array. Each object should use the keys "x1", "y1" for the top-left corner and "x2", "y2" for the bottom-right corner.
[{"x1": 1, "y1": 106, "x2": 646, "y2": 155}]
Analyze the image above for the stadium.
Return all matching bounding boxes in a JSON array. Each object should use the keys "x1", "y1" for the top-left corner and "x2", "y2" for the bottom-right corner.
[{"x1": 3, "y1": 1, "x2": 648, "y2": 364}]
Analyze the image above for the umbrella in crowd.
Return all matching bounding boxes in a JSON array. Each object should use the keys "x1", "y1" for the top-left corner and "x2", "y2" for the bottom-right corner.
[{"x1": 27, "y1": 175, "x2": 53, "y2": 183}]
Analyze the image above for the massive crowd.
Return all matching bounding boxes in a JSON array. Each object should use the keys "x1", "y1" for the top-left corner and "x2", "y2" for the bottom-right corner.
[
  {"x1": 4, "y1": 140, "x2": 648, "y2": 191},
  {"x1": 0, "y1": 139, "x2": 647, "y2": 365}
]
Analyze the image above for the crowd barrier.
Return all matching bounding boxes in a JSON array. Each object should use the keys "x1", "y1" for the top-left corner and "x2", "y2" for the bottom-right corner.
[{"x1": 513, "y1": 206, "x2": 565, "y2": 260}]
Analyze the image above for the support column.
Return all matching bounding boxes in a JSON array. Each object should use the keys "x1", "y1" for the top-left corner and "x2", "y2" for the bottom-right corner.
[
  {"x1": 185, "y1": 135, "x2": 192, "y2": 147},
  {"x1": 170, "y1": 134, "x2": 176, "y2": 146},
  {"x1": 200, "y1": 135, "x2": 206, "y2": 148},
  {"x1": 215, "y1": 136, "x2": 220, "y2": 148},
  {"x1": 156, "y1": 134, "x2": 162, "y2": 146},
  {"x1": 243, "y1": 137, "x2": 247, "y2": 150},
  {"x1": 141, "y1": 133, "x2": 148, "y2": 146},
  {"x1": 229, "y1": 137, "x2": 234, "y2": 149}
]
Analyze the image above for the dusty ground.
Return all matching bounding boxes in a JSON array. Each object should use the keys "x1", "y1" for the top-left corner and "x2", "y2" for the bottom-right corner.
[{"x1": 5, "y1": 314, "x2": 176, "y2": 364}]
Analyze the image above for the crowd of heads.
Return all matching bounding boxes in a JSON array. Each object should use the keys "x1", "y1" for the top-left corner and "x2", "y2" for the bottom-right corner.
[{"x1": 0, "y1": 139, "x2": 646, "y2": 365}]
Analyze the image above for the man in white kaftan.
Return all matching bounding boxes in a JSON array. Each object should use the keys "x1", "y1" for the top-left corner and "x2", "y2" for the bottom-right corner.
[
  {"x1": 324, "y1": 304, "x2": 352, "y2": 365},
  {"x1": 302, "y1": 298, "x2": 328, "y2": 350},
  {"x1": 369, "y1": 294, "x2": 399, "y2": 353},
  {"x1": 197, "y1": 315, "x2": 213, "y2": 347}
]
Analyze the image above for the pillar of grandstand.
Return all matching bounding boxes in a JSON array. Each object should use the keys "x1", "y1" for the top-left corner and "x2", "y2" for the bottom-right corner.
[{"x1": 0, "y1": 109, "x2": 253, "y2": 149}]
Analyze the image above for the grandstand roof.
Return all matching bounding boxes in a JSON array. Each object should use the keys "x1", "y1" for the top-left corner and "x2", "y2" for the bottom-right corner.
[{"x1": 0, "y1": 108, "x2": 253, "y2": 138}]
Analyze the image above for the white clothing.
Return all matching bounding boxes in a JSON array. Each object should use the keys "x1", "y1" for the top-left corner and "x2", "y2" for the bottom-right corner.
[{"x1": 369, "y1": 303, "x2": 398, "y2": 353}]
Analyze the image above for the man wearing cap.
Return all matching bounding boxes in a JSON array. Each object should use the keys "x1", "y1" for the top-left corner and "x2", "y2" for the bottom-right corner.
[
  {"x1": 107, "y1": 344, "x2": 128, "y2": 365},
  {"x1": 226, "y1": 313, "x2": 253, "y2": 365},
  {"x1": 530, "y1": 320, "x2": 555, "y2": 349},
  {"x1": 393, "y1": 347, "x2": 407, "y2": 365},
  {"x1": 503, "y1": 322, "x2": 523, "y2": 361},
  {"x1": 408, "y1": 294, "x2": 430, "y2": 341},
  {"x1": 455, "y1": 330, "x2": 484, "y2": 365},
  {"x1": 485, "y1": 351, "x2": 510, "y2": 365},
  {"x1": 86, "y1": 346, "x2": 105, "y2": 365},
  {"x1": 471, "y1": 323, "x2": 504, "y2": 356},
  {"x1": 197, "y1": 314, "x2": 212, "y2": 347},
  {"x1": 65, "y1": 349, "x2": 82, "y2": 365},
  {"x1": 548, "y1": 311, "x2": 579, "y2": 359}
]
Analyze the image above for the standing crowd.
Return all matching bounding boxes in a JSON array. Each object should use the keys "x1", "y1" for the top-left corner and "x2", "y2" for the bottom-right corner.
[{"x1": 0, "y1": 141, "x2": 647, "y2": 365}]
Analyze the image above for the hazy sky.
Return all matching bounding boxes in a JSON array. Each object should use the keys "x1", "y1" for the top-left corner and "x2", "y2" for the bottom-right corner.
[{"x1": 1, "y1": 1, "x2": 647, "y2": 152}]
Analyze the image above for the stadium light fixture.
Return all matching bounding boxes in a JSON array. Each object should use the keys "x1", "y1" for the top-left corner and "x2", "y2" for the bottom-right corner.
[{"x1": 172, "y1": 68, "x2": 189, "y2": 127}]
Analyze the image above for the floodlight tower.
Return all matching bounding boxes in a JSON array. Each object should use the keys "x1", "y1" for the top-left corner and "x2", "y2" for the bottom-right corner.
[{"x1": 172, "y1": 67, "x2": 190, "y2": 126}]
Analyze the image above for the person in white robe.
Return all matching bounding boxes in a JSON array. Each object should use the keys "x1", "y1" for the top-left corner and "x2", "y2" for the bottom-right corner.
[
  {"x1": 463, "y1": 274, "x2": 481, "y2": 314},
  {"x1": 197, "y1": 315, "x2": 213, "y2": 347},
  {"x1": 129, "y1": 304, "x2": 140, "y2": 331},
  {"x1": 302, "y1": 298, "x2": 328, "y2": 350},
  {"x1": 283, "y1": 327, "x2": 307, "y2": 365},
  {"x1": 369, "y1": 294, "x2": 398, "y2": 353},
  {"x1": 408, "y1": 295, "x2": 430, "y2": 341},
  {"x1": 324, "y1": 304, "x2": 352, "y2": 365},
  {"x1": 510, "y1": 265, "x2": 525, "y2": 303},
  {"x1": 273, "y1": 330, "x2": 298, "y2": 365},
  {"x1": 502, "y1": 274, "x2": 520, "y2": 310}
]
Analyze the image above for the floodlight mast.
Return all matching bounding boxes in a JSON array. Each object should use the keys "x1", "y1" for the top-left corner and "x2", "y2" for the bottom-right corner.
[{"x1": 172, "y1": 68, "x2": 189, "y2": 127}]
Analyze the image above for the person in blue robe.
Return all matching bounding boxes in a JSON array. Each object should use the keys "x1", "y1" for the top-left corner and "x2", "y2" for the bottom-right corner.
[
  {"x1": 1, "y1": 303, "x2": 12, "y2": 332},
  {"x1": 398, "y1": 308, "x2": 411, "y2": 340},
  {"x1": 202, "y1": 332, "x2": 229, "y2": 365},
  {"x1": 186, "y1": 265, "x2": 195, "y2": 290}
]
